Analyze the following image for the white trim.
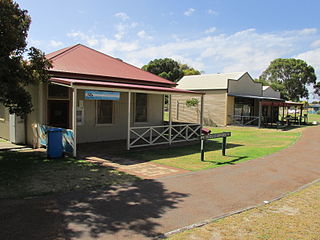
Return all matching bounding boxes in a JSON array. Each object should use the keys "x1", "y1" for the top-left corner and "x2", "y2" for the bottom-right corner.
[
  {"x1": 127, "y1": 91, "x2": 131, "y2": 150},
  {"x1": 47, "y1": 84, "x2": 70, "y2": 100},
  {"x1": 74, "y1": 85, "x2": 202, "y2": 96},
  {"x1": 72, "y1": 86, "x2": 77, "y2": 157}
]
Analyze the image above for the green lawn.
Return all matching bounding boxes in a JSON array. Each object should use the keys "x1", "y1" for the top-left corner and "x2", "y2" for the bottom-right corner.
[
  {"x1": 0, "y1": 138, "x2": 7, "y2": 142},
  {"x1": 119, "y1": 126, "x2": 304, "y2": 171},
  {"x1": 0, "y1": 151, "x2": 138, "y2": 199},
  {"x1": 308, "y1": 113, "x2": 320, "y2": 123}
]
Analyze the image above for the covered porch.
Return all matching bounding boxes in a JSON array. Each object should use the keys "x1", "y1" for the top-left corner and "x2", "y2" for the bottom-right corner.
[
  {"x1": 45, "y1": 78, "x2": 204, "y2": 157},
  {"x1": 227, "y1": 93, "x2": 305, "y2": 128},
  {"x1": 228, "y1": 94, "x2": 284, "y2": 127}
]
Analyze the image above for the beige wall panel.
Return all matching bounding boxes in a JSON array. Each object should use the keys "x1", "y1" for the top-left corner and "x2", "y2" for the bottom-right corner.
[
  {"x1": 171, "y1": 94, "x2": 201, "y2": 124},
  {"x1": 26, "y1": 84, "x2": 40, "y2": 145},
  {"x1": 203, "y1": 90, "x2": 227, "y2": 126},
  {"x1": 77, "y1": 91, "x2": 163, "y2": 143},
  {"x1": 0, "y1": 105, "x2": 10, "y2": 140},
  {"x1": 228, "y1": 73, "x2": 262, "y2": 96},
  {"x1": 226, "y1": 96, "x2": 235, "y2": 124},
  {"x1": 171, "y1": 90, "x2": 227, "y2": 127}
]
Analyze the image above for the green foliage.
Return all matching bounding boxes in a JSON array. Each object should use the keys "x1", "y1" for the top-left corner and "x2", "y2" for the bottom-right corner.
[
  {"x1": 317, "y1": 111, "x2": 320, "y2": 115},
  {"x1": 142, "y1": 58, "x2": 184, "y2": 82},
  {"x1": 185, "y1": 98, "x2": 199, "y2": 107},
  {"x1": 180, "y1": 64, "x2": 201, "y2": 76},
  {"x1": 259, "y1": 58, "x2": 317, "y2": 101},
  {"x1": 142, "y1": 58, "x2": 201, "y2": 82},
  {"x1": 0, "y1": 0, "x2": 52, "y2": 118},
  {"x1": 314, "y1": 82, "x2": 320, "y2": 97}
]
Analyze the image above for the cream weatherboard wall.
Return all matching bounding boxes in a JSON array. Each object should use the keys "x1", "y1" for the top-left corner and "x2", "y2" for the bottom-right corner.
[
  {"x1": 171, "y1": 90, "x2": 227, "y2": 126},
  {"x1": 202, "y1": 90, "x2": 228, "y2": 126},
  {"x1": 226, "y1": 96, "x2": 235, "y2": 125},
  {"x1": 228, "y1": 73, "x2": 262, "y2": 96},
  {"x1": 25, "y1": 84, "x2": 41, "y2": 145},
  {"x1": 77, "y1": 90, "x2": 164, "y2": 143},
  {"x1": 171, "y1": 94, "x2": 201, "y2": 124},
  {"x1": 0, "y1": 105, "x2": 10, "y2": 140}
]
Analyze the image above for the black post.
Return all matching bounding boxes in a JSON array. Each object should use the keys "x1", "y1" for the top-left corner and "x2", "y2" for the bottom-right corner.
[
  {"x1": 200, "y1": 138, "x2": 204, "y2": 161},
  {"x1": 222, "y1": 137, "x2": 226, "y2": 156}
]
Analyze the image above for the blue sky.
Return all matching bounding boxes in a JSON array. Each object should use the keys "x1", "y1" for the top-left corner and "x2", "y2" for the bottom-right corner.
[{"x1": 18, "y1": 0, "x2": 320, "y2": 100}]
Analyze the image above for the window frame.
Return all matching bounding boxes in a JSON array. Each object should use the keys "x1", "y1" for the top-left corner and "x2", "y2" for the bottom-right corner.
[
  {"x1": 95, "y1": 100, "x2": 115, "y2": 126},
  {"x1": 134, "y1": 93, "x2": 148, "y2": 124},
  {"x1": 47, "y1": 84, "x2": 70, "y2": 100},
  {"x1": 76, "y1": 107, "x2": 84, "y2": 126}
]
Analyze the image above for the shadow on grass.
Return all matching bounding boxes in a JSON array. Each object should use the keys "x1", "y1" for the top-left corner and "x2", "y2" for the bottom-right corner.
[
  {"x1": 0, "y1": 150, "x2": 138, "y2": 199},
  {"x1": 105, "y1": 141, "x2": 244, "y2": 165},
  {"x1": 0, "y1": 178, "x2": 189, "y2": 239},
  {"x1": 204, "y1": 156, "x2": 248, "y2": 165}
]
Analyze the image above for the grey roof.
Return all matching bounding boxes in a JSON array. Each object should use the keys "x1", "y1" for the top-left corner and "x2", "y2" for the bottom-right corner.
[{"x1": 177, "y1": 72, "x2": 246, "y2": 90}]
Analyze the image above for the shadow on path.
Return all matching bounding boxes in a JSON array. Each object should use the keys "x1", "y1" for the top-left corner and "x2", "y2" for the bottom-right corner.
[{"x1": 0, "y1": 179, "x2": 189, "y2": 240}]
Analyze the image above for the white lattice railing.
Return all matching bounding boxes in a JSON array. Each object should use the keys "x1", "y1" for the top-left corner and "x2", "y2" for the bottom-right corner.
[
  {"x1": 129, "y1": 123, "x2": 201, "y2": 148},
  {"x1": 228, "y1": 115, "x2": 260, "y2": 126}
]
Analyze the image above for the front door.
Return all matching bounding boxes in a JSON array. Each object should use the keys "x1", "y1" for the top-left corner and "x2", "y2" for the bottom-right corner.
[{"x1": 48, "y1": 100, "x2": 69, "y2": 129}]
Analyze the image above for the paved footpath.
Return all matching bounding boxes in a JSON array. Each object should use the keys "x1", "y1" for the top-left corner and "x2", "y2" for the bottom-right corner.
[{"x1": 1, "y1": 126, "x2": 320, "y2": 240}]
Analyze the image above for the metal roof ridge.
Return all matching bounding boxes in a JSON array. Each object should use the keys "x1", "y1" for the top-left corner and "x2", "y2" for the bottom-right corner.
[{"x1": 47, "y1": 44, "x2": 82, "y2": 60}]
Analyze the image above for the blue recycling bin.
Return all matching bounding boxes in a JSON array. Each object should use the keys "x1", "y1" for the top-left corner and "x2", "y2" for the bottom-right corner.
[{"x1": 47, "y1": 128, "x2": 63, "y2": 158}]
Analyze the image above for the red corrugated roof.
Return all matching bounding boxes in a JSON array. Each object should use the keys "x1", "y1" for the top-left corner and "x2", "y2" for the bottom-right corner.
[
  {"x1": 46, "y1": 44, "x2": 175, "y2": 86},
  {"x1": 51, "y1": 77, "x2": 202, "y2": 95}
]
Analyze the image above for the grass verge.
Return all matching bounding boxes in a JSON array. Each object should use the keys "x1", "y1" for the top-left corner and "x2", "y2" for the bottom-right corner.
[
  {"x1": 0, "y1": 150, "x2": 138, "y2": 199},
  {"x1": 308, "y1": 113, "x2": 320, "y2": 123},
  {"x1": 168, "y1": 181, "x2": 320, "y2": 240},
  {"x1": 119, "y1": 126, "x2": 304, "y2": 171}
]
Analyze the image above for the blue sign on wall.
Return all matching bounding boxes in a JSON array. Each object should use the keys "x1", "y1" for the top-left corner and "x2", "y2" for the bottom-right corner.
[{"x1": 85, "y1": 91, "x2": 120, "y2": 100}]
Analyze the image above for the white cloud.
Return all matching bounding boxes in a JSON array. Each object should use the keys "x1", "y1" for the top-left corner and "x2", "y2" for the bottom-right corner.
[
  {"x1": 66, "y1": 28, "x2": 320, "y2": 80},
  {"x1": 115, "y1": 12, "x2": 129, "y2": 21},
  {"x1": 49, "y1": 40, "x2": 63, "y2": 48},
  {"x1": 67, "y1": 30, "x2": 139, "y2": 55},
  {"x1": 208, "y1": 9, "x2": 217, "y2": 15},
  {"x1": 300, "y1": 28, "x2": 317, "y2": 35},
  {"x1": 295, "y1": 48, "x2": 320, "y2": 71},
  {"x1": 67, "y1": 31, "x2": 98, "y2": 46},
  {"x1": 204, "y1": 27, "x2": 216, "y2": 34},
  {"x1": 311, "y1": 39, "x2": 320, "y2": 48},
  {"x1": 137, "y1": 30, "x2": 153, "y2": 40},
  {"x1": 184, "y1": 8, "x2": 195, "y2": 16}
]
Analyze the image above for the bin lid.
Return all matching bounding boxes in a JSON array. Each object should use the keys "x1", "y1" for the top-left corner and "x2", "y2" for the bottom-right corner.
[{"x1": 48, "y1": 128, "x2": 63, "y2": 132}]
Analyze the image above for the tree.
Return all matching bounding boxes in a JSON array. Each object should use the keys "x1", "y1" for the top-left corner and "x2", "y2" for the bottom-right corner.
[
  {"x1": 0, "y1": 0, "x2": 51, "y2": 118},
  {"x1": 142, "y1": 58, "x2": 201, "y2": 83},
  {"x1": 180, "y1": 64, "x2": 201, "y2": 76},
  {"x1": 258, "y1": 58, "x2": 316, "y2": 101}
]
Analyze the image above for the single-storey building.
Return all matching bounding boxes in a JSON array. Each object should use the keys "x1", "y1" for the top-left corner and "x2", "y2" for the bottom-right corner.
[
  {"x1": 0, "y1": 44, "x2": 203, "y2": 156},
  {"x1": 171, "y1": 72, "x2": 302, "y2": 127}
]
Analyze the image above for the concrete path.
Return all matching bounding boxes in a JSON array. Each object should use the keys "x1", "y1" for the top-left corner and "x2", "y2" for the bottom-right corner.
[
  {"x1": 0, "y1": 140, "x2": 25, "y2": 151},
  {"x1": 1, "y1": 126, "x2": 320, "y2": 240}
]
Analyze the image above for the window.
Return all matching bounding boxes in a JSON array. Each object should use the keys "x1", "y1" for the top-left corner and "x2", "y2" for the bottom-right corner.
[
  {"x1": 135, "y1": 93, "x2": 148, "y2": 122},
  {"x1": 97, "y1": 100, "x2": 113, "y2": 124},
  {"x1": 48, "y1": 84, "x2": 69, "y2": 99},
  {"x1": 0, "y1": 105, "x2": 5, "y2": 121},
  {"x1": 76, "y1": 107, "x2": 84, "y2": 126}
]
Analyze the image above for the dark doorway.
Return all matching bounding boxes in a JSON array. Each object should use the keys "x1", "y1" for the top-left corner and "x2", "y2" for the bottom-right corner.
[{"x1": 48, "y1": 100, "x2": 69, "y2": 129}]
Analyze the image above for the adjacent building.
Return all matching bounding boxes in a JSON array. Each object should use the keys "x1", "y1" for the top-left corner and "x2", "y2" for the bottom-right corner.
[{"x1": 172, "y1": 72, "x2": 292, "y2": 127}]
